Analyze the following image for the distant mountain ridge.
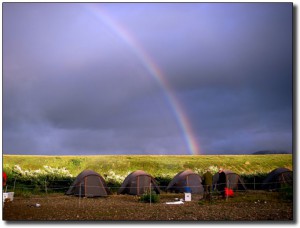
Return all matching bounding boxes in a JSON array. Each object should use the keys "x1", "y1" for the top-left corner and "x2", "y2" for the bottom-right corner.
[{"x1": 252, "y1": 150, "x2": 291, "y2": 155}]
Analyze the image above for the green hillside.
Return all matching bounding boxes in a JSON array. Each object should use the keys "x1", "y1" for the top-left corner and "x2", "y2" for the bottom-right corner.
[{"x1": 3, "y1": 154, "x2": 293, "y2": 177}]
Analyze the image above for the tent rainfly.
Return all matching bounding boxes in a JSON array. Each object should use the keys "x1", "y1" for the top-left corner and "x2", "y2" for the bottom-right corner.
[
  {"x1": 262, "y1": 167, "x2": 293, "y2": 190},
  {"x1": 213, "y1": 170, "x2": 247, "y2": 191},
  {"x1": 166, "y1": 169, "x2": 204, "y2": 194},
  {"x1": 118, "y1": 170, "x2": 160, "y2": 195},
  {"x1": 66, "y1": 170, "x2": 109, "y2": 197}
]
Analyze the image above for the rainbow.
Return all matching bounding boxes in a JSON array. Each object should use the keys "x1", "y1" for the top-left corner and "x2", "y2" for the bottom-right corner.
[{"x1": 85, "y1": 4, "x2": 201, "y2": 155}]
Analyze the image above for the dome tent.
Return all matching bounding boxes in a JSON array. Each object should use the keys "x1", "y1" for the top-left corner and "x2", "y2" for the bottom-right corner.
[
  {"x1": 66, "y1": 170, "x2": 109, "y2": 197},
  {"x1": 118, "y1": 170, "x2": 160, "y2": 195},
  {"x1": 166, "y1": 169, "x2": 204, "y2": 194},
  {"x1": 262, "y1": 167, "x2": 293, "y2": 190},
  {"x1": 213, "y1": 170, "x2": 247, "y2": 191}
]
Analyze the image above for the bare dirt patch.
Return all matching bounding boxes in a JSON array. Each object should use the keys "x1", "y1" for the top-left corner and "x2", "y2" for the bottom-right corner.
[{"x1": 3, "y1": 191, "x2": 293, "y2": 221}]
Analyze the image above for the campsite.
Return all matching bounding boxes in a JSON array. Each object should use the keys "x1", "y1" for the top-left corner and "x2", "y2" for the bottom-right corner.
[{"x1": 2, "y1": 154, "x2": 293, "y2": 221}]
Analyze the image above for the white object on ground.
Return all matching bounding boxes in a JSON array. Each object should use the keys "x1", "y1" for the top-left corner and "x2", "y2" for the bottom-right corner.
[
  {"x1": 166, "y1": 201, "x2": 184, "y2": 205},
  {"x1": 184, "y1": 193, "x2": 191, "y2": 201},
  {"x1": 3, "y1": 192, "x2": 14, "y2": 202}
]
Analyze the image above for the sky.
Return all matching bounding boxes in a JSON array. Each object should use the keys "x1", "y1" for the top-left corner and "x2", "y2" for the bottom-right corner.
[{"x1": 2, "y1": 3, "x2": 293, "y2": 155}]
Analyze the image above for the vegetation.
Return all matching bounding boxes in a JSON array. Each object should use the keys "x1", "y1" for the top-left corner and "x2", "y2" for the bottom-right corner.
[
  {"x1": 3, "y1": 154, "x2": 292, "y2": 176},
  {"x1": 139, "y1": 190, "x2": 160, "y2": 203},
  {"x1": 279, "y1": 185, "x2": 293, "y2": 201},
  {"x1": 9, "y1": 165, "x2": 74, "y2": 194},
  {"x1": 3, "y1": 154, "x2": 292, "y2": 193}
]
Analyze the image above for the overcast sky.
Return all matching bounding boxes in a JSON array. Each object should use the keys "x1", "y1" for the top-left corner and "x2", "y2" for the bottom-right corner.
[{"x1": 3, "y1": 3, "x2": 292, "y2": 155}]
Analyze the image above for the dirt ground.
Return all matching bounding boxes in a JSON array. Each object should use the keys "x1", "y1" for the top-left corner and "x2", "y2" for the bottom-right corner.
[{"x1": 2, "y1": 191, "x2": 293, "y2": 221}]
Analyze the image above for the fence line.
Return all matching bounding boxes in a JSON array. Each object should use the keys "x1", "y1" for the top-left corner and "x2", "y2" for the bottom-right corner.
[
  {"x1": 4, "y1": 180, "x2": 292, "y2": 192},
  {"x1": 4, "y1": 188, "x2": 292, "y2": 203}
]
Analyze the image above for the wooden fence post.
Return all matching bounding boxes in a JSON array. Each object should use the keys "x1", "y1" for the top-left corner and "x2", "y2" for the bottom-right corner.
[
  {"x1": 150, "y1": 182, "x2": 152, "y2": 206},
  {"x1": 45, "y1": 180, "x2": 48, "y2": 194},
  {"x1": 226, "y1": 180, "x2": 229, "y2": 201},
  {"x1": 13, "y1": 178, "x2": 16, "y2": 192},
  {"x1": 79, "y1": 183, "x2": 81, "y2": 208}
]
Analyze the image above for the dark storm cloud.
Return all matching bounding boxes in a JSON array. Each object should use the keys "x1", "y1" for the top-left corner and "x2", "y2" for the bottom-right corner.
[{"x1": 3, "y1": 3, "x2": 292, "y2": 155}]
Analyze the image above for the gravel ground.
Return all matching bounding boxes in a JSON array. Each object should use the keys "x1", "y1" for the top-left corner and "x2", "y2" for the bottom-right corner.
[{"x1": 2, "y1": 191, "x2": 293, "y2": 221}]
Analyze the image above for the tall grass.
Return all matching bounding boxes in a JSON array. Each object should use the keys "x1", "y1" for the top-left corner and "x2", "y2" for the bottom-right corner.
[{"x1": 3, "y1": 154, "x2": 292, "y2": 177}]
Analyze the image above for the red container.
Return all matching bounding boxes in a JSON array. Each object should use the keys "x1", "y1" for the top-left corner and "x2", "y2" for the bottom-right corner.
[{"x1": 225, "y1": 188, "x2": 234, "y2": 197}]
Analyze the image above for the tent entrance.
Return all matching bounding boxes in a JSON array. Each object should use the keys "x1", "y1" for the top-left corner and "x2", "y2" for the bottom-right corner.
[
  {"x1": 138, "y1": 176, "x2": 151, "y2": 195},
  {"x1": 85, "y1": 175, "x2": 106, "y2": 197},
  {"x1": 187, "y1": 174, "x2": 202, "y2": 194}
]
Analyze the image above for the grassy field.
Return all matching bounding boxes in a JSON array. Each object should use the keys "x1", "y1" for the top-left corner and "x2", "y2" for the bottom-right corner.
[{"x1": 3, "y1": 154, "x2": 293, "y2": 177}]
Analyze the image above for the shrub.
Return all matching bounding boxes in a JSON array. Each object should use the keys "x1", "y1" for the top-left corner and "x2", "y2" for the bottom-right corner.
[
  {"x1": 155, "y1": 175, "x2": 172, "y2": 191},
  {"x1": 103, "y1": 170, "x2": 129, "y2": 193},
  {"x1": 7, "y1": 165, "x2": 74, "y2": 193},
  {"x1": 139, "y1": 190, "x2": 160, "y2": 203},
  {"x1": 280, "y1": 185, "x2": 293, "y2": 201},
  {"x1": 194, "y1": 165, "x2": 219, "y2": 176},
  {"x1": 69, "y1": 159, "x2": 82, "y2": 167},
  {"x1": 12, "y1": 165, "x2": 73, "y2": 181}
]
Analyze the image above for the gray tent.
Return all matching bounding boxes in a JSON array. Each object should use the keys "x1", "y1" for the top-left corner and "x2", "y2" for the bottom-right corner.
[
  {"x1": 262, "y1": 167, "x2": 293, "y2": 190},
  {"x1": 118, "y1": 170, "x2": 160, "y2": 195},
  {"x1": 66, "y1": 170, "x2": 109, "y2": 197},
  {"x1": 213, "y1": 170, "x2": 247, "y2": 190},
  {"x1": 166, "y1": 169, "x2": 204, "y2": 194}
]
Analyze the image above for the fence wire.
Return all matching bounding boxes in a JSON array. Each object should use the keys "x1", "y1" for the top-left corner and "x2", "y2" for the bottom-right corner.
[{"x1": 3, "y1": 179, "x2": 292, "y2": 193}]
